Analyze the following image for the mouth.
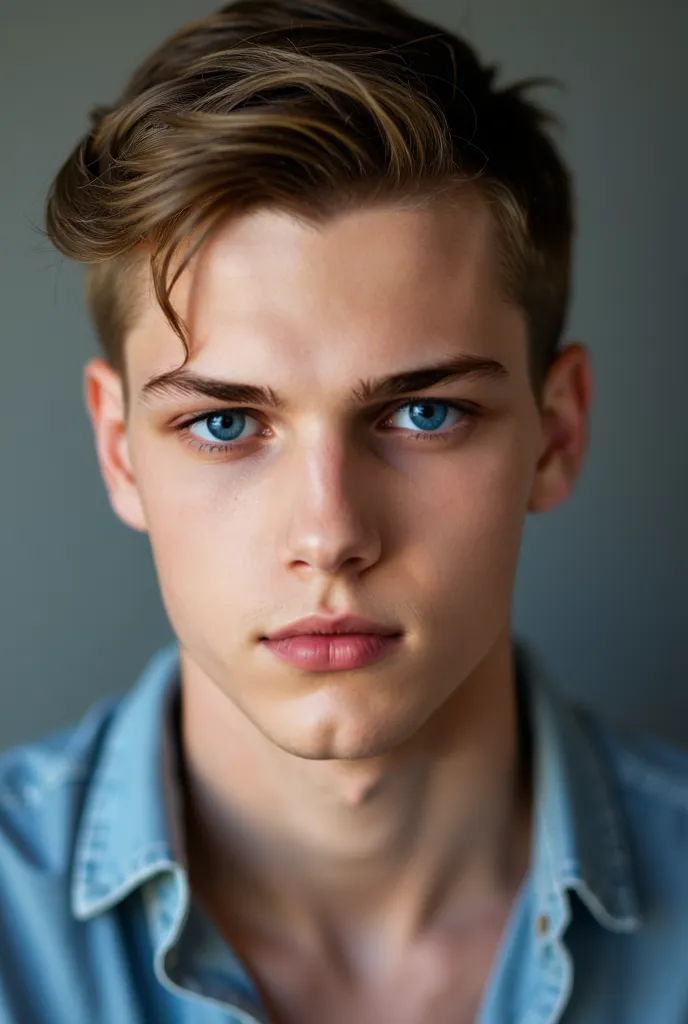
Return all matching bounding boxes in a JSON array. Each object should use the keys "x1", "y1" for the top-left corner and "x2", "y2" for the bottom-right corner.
[{"x1": 260, "y1": 631, "x2": 404, "y2": 672}]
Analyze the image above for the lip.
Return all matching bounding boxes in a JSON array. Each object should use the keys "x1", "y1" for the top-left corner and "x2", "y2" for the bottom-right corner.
[
  {"x1": 261, "y1": 633, "x2": 403, "y2": 672},
  {"x1": 263, "y1": 614, "x2": 402, "y2": 641}
]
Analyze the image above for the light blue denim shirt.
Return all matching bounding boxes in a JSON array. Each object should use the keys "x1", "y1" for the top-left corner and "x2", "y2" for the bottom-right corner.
[{"x1": 2, "y1": 639, "x2": 688, "y2": 1023}]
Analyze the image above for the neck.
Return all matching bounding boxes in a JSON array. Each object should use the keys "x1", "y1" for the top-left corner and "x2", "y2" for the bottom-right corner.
[{"x1": 177, "y1": 632, "x2": 532, "y2": 961}]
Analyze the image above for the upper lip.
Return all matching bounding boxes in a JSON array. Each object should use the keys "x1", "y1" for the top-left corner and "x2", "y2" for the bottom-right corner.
[{"x1": 264, "y1": 615, "x2": 402, "y2": 641}]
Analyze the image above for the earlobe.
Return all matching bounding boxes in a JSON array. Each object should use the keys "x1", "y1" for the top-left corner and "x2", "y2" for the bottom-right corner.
[{"x1": 83, "y1": 358, "x2": 149, "y2": 534}]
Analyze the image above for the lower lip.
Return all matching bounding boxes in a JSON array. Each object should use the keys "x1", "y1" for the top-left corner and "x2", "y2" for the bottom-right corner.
[{"x1": 262, "y1": 633, "x2": 402, "y2": 672}]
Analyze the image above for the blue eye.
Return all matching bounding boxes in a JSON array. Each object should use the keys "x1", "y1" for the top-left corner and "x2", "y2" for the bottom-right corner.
[
  {"x1": 179, "y1": 397, "x2": 475, "y2": 457},
  {"x1": 389, "y1": 400, "x2": 464, "y2": 434},
  {"x1": 188, "y1": 411, "x2": 261, "y2": 445}
]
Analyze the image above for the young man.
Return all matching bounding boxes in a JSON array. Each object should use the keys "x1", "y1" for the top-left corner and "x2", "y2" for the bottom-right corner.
[{"x1": 2, "y1": 0, "x2": 687, "y2": 1021}]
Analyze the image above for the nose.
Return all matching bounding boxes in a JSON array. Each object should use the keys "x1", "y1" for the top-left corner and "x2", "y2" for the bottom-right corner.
[{"x1": 278, "y1": 435, "x2": 382, "y2": 578}]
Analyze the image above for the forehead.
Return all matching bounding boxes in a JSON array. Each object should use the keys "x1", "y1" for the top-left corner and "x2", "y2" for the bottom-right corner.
[{"x1": 126, "y1": 197, "x2": 525, "y2": 393}]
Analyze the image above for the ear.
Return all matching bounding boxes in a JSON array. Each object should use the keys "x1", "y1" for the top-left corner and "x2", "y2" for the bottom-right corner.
[
  {"x1": 83, "y1": 357, "x2": 149, "y2": 533},
  {"x1": 528, "y1": 343, "x2": 594, "y2": 514}
]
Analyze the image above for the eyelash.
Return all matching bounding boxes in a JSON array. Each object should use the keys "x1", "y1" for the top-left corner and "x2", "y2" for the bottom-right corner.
[{"x1": 175, "y1": 398, "x2": 480, "y2": 456}]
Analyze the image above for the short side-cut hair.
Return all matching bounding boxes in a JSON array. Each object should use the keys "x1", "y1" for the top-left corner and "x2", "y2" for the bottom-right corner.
[{"x1": 45, "y1": 0, "x2": 574, "y2": 407}]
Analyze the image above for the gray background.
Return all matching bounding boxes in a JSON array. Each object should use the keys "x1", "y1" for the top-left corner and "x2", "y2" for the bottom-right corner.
[{"x1": 1, "y1": 0, "x2": 686, "y2": 752}]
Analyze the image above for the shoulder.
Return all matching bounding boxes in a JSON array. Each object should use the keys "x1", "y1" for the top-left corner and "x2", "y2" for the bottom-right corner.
[
  {"x1": 0, "y1": 694, "x2": 147, "y2": 1021},
  {"x1": 586, "y1": 709, "x2": 688, "y2": 886},
  {"x1": 592, "y1": 712, "x2": 688, "y2": 811},
  {"x1": 0, "y1": 695, "x2": 122, "y2": 874}
]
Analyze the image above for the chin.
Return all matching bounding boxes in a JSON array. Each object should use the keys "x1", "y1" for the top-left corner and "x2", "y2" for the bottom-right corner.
[{"x1": 262, "y1": 700, "x2": 427, "y2": 762}]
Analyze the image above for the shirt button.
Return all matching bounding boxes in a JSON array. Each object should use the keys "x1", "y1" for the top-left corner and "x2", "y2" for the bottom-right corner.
[{"x1": 536, "y1": 913, "x2": 550, "y2": 937}]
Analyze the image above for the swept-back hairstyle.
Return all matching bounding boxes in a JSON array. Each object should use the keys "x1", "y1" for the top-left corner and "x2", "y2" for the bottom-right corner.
[{"x1": 45, "y1": 0, "x2": 573, "y2": 406}]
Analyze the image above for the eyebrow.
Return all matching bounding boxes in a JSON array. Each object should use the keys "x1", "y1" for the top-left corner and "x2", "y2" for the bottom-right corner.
[{"x1": 139, "y1": 354, "x2": 510, "y2": 410}]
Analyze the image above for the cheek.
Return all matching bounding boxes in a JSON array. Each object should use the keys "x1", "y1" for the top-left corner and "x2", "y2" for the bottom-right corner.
[
  {"x1": 402, "y1": 434, "x2": 534, "y2": 604},
  {"x1": 131, "y1": 448, "x2": 266, "y2": 606},
  {"x1": 147, "y1": 490, "x2": 263, "y2": 578},
  {"x1": 143, "y1": 493, "x2": 266, "y2": 654}
]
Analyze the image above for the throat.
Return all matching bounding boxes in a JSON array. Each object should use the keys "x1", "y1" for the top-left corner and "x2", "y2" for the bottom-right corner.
[{"x1": 175, "y1": 638, "x2": 533, "y2": 974}]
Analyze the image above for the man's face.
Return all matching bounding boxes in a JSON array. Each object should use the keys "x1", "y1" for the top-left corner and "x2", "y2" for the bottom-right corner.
[{"x1": 88, "y1": 198, "x2": 584, "y2": 760}]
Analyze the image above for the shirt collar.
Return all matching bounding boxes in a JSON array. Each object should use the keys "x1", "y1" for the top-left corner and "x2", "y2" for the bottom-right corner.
[
  {"x1": 71, "y1": 639, "x2": 642, "y2": 933},
  {"x1": 516, "y1": 642, "x2": 642, "y2": 934},
  {"x1": 71, "y1": 641, "x2": 184, "y2": 920}
]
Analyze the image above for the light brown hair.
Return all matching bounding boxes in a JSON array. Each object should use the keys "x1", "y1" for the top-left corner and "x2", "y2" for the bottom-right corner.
[{"x1": 45, "y1": 0, "x2": 573, "y2": 410}]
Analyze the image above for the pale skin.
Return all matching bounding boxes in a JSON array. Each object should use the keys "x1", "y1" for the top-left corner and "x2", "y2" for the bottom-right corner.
[{"x1": 84, "y1": 195, "x2": 592, "y2": 1023}]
